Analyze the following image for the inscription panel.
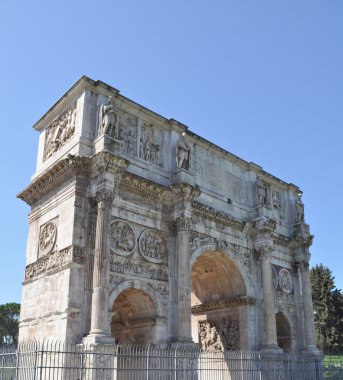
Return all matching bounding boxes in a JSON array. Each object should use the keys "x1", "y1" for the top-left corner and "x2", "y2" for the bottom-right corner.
[{"x1": 193, "y1": 146, "x2": 248, "y2": 204}]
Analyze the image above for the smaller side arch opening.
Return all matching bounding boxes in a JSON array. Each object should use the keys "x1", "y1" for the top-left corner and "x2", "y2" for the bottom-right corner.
[
  {"x1": 276, "y1": 312, "x2": 292, "y2": 352},
  {"x1": 111, "y1": 288, "x2": 157, "y2": 344}
]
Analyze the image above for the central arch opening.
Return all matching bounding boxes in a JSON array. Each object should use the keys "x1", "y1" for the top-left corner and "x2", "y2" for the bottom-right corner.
[
  {"x1": 111, "y1": 288, "x2": 157, "y2": 344},
  {"x1": 191, "y1": 251, "x2": 247, "y2": 350}
]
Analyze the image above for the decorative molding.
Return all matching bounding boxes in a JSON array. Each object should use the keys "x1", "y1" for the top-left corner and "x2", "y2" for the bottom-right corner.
[
  {"x1": 191, "y1": 296, "x2": 256, "y2": 314},
  {"x1": 24, "y1": 245, "x2": 85, "y2": 281},
  {"x1": 18, "y1": 155, "x2": 91, "y2": 205},
  {"x1": 192, "y1": 201, "x2": 243, "y2": 230}
]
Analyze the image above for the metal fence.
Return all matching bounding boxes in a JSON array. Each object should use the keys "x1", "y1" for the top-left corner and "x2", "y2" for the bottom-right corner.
[{"x1": 0, "y1": 341, "x2": 324, "y2": 380}]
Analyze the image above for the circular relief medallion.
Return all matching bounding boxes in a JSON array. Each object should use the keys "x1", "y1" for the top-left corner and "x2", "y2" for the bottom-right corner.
[
  {"x1": 278, "y1": 268, "x2": 293, "y2": 293},
  {"x1": 39, "y1": 221, "x2": 57, "y2": 256},
  {"x1": 110, "y1": 220, "x2": 136, "y2": 256},
  {"x1": 138, "y1": 229, "x2": 166, "y2": 264},
  {"x1": 272, "y1": 266, "x2": 278, "y2": 290}
]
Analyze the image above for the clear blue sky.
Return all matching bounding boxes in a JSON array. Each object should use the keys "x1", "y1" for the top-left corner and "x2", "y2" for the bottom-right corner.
[{"x1": 0, "y1": 1, "x2": 342, "y2": 305}]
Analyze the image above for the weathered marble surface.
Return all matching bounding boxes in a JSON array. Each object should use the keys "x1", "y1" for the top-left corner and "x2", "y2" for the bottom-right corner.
[{"x1": 18, "y1": 77, "x2": 317, "y2": 354}]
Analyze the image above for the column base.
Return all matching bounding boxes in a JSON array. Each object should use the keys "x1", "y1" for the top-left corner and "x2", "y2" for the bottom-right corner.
[
  {"x1": 261, "y1": 344, "x2": 283, "y2": 354},
  {"x1": 302, "y1": 345, "x2": 321, "y2": 355},
  {"x1": 83, "y1": 334, "x2": 116, "y2": 345}
]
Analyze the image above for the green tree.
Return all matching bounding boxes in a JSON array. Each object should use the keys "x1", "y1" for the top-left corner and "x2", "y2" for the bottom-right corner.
[
  {"x1": 0, "y1": 303, "x2": 20, "y2": 345},
  {"x1": 310, "y1": 264, "x2": 343, "y2": 353}
]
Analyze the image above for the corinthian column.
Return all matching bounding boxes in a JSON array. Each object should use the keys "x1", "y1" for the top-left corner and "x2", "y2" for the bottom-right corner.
[
  {"x1": 175, "y1": 216, "x2": 192, "y2": 342},
  {"x1": 88, "y1": 191, "x2": 113, "y2": 338},
  {"x1": 171, "y1": 183, "x2": 200, "y2": 343},
  {"x1": 299, "y1": 260, "x2": 318, "y2": 352},
  {"x1": 84, "y1": 152, "x2": 129, "y2": 344},
  {"x1": 260, "y1": 248, "x2": 279, "y2": 349}
]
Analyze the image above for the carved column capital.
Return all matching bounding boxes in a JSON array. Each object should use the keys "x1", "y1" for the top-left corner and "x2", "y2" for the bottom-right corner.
[
  {"x1": 91, "y1": 152, "x2": 129, "y2": 178},
  {"x1": 171, "y1": 183, "x2": 201, "y2": 203},
  {"x1": 175, "y1": 216, "x2": 191, "y2": 232},
  {"x1": 95, "y1": 191, "x2": 114, "y2": 210}
]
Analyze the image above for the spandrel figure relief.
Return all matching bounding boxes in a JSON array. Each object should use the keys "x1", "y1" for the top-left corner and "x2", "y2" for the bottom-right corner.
[{"x1": 44, "y1": 105, "x2": 76, "y2": 159}]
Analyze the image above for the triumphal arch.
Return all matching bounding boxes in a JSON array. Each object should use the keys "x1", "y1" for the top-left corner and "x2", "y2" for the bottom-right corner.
[{"x1": 18, "y1": 76, "x2": 318, "y2": 354}]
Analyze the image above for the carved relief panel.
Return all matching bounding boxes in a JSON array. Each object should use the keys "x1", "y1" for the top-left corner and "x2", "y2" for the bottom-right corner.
[
  {"x1": 139, "y1": 124, "x2": 163, "y2": 167},
  {"x1": 44, "y1": 104, "x2": 77, "y2": 160},
  {"x1": 199, "y1": 319, "x2": 239, "y2": 351},
  {"x1": 138, "y1": 229, "x2": 167, "y2": 264},
  {"x1": 38, "y1": 220, "x2": 58, "y2": 258},
  {"x1": 110, "y1": 220, "x2": 136, "y2": 256},
  {"x1": 116, "y1": 110, "x2": 137, "y2": 156},
  {"x1": 272, "y1": 265, "x2": 293, "y2": 294}
]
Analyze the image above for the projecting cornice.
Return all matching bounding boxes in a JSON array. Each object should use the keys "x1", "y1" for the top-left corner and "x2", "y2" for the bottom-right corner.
[
  {"x1": 192, "y1": 201, "x2": 244, "y2": 230},
  {"x1": 120, "y1": 172, "x2": 169, "y2": 201},
  {"x1": 191, "y1": 296, "x2": 256, "y2": 314},
  {"x1": 18, "y1": 155, "x2": 91, "y2": 206}
]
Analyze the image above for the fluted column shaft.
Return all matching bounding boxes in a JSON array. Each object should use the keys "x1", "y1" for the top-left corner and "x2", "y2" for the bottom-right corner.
[
  {"x1": 175, "y1": 216, "x2": 192, "y2": 342},
  {"x1": 89, "y1": 192, "x2": 113, "y2": 336},
  {"x1": 261, "y1": 250, "x2": 278, "y2": 348},
  {"x1": 300, "y1": 261, "x2": 317, "y2": 351}
]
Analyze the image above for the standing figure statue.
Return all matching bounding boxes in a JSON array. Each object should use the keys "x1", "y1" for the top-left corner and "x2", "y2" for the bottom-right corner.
[
  {"x1": 99, "y1": 97, "x2": 117, "y2": 137},
  {"x1": 176, "y1": 137, "x2": 191, "y2": 170},
  {"x1": 256, "y1": 177, "x2": 267, "y2": 206},
  {"x1": 295, "y1": 196, "x2": 304, "y2": 223}
]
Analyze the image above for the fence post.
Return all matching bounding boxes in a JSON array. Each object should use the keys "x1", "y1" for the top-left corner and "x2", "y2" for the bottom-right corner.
[
  {"x1": 14, "y1": 345, "x2": 19, "y2": 380},
  {"x1": 0, "y1": 345, "x2": 4, "y2": 380}
]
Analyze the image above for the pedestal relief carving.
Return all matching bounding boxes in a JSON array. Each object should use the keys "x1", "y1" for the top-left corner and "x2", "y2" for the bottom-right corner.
[
  {"x1": 138, "y1": 229, "x2": 166, "y2": 263},
  {"x1": 139, "y1": 124, "x2": 162, "y2": 167},
  {"x1": 44, "y1": 104, "x2": 77, "y2": 159},
  {"x1": 199, "y1": 319, "x2": 239, "y2": 351},
  {"x1": 39, "y1": 221, "x2": 57, "y2": 257},
  {"x1": 110, "y1": 220, "x2": 136, "y2": 256}
]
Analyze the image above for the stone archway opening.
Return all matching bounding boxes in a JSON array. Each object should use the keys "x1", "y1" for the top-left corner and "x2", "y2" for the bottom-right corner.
[
  {"x1": 111, "y1": 288, "x2": 157, "y2": 344},
  {"x1": 276, "y1": 312, "x2": 292, "y2": 352},
  {"x1": 191, "y1": 251, "x2": 248, "y2": 350}
]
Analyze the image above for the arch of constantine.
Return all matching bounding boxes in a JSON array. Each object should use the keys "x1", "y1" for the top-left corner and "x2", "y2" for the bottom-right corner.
[{"x1": 18, "y1": 76, "x2": 318, "y2": 355}]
